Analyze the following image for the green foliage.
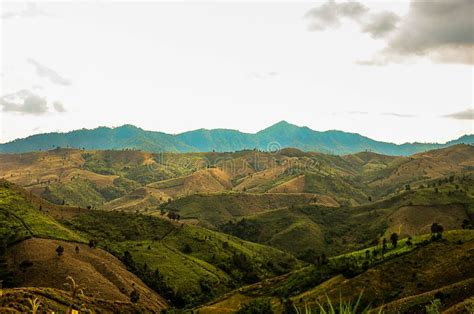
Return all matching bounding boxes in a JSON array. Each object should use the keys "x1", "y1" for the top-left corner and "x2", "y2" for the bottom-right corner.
[
  {"x1": 425, "y1": 299, "x2": 441, "y2": 314},
  {"x1": 63, "y1": 209, "x2": 299, "y2": 308},
  {"x1": 0, "y1": 182, "x2": 84, "y2": 245},
  {"x1": 236, "y1": 298, "x2": 273, "y2": 314}
]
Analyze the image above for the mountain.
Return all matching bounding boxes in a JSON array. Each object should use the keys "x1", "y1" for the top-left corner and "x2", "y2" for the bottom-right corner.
[{"x1": 0, "y1": 121, "x2": 472, "y2": 155}]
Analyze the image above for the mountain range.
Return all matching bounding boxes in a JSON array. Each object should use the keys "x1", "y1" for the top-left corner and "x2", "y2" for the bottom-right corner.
[{"x1": 1, "y1": 121, "x2": 472, "y2": 155}]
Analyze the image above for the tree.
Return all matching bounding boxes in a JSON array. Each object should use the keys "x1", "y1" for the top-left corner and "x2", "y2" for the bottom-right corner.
[
  {"x1": 368, "y1": 196, "x2": 372, "y2": 202},
  {"x1": 183, "y1": 244, "x2": 192, "y2": 254},
  {"x1": 406, "y1": 236, "x2": 413, "y2": 246},
  {"x1": 431, "y1": 223, "x2": 444, "y2": 240},
  {"x1": 462, "y1": 219, "x2": 473, "y2": 229},
  {"x1": 382, "y1": 238, "x2": 387, "y2": 257},
  {"x1": 390, "y1": 233, "x2": 399, "y2": 248},
  {"x1": 56, "y1": 245, "x2": 64, "y2": 256},
  {"x1": 405, "y1": 184, "x2": 411, "y2": 191},
  {"x1": 130, "y1": 288, "x2": 140, "y2": 303}
]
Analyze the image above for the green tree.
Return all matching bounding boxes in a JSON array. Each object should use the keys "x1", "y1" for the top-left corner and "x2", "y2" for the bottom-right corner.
[
  {"x1": 431, "y1": 223, "x2": 444, "y2": 240},
  {"x1": 56, "y1": 245, "x2": 64, "y2": 256},
  {"x1": 390, "y1": 233, "x2": 399, "y2": 248}
]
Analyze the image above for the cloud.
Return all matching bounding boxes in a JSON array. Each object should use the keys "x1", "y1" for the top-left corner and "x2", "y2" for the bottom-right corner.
[
  {"x1": 27, "y1": 58, "x2": 72, "y2": 86},
  {"x1": 304, "y1": 0, "x2": 369, "y2": 30},
  {"x1": 362, "y1": 11, "x2": 400, "y2": 39},
  {"x1": 443, "y1": 108, "x2": 474, "y2": 120},
  {"x1": 53, "y1": 101, "x2": 66, "y2": 113},
  {"x1": 1, "y1": 3, "x2": 52, "y2": 20},
  {"x1": 382, "y1": 112, "x2": 417, "y2": 118},
  {"x1": 306, "y1": 0, "x2": 473, "y2": 65},
  {"x1": 0, "y1": 90, "x2": 48, "y2": 115},
  {"x1": 383, "y1": 0, "x2": 473, "y2": 64},
  {"x1": 0, "y1": 90, "x2": 67, "y2": 115}
]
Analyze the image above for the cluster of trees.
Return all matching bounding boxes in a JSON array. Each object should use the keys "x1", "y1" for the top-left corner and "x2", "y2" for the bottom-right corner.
[
  {"x1": 219, "y1": 219, "x2": 261, "y2": 243},
  {"x1": 167, "y1": 211, "x2": 180, "y2": 221}
]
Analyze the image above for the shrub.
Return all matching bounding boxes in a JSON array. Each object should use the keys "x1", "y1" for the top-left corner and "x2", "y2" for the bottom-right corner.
[{"x1": 237, "y1": 298, "x2": 273, "y2": 314}]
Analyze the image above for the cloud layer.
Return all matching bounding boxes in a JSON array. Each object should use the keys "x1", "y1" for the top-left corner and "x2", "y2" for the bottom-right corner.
[
  {"x1": 443, "y1": 108, "x2": 474, "y2": 120},
  {"x1": 305, "y1": 0, "x2": 473, "y2": 64},
  {"x1": 27, "y1": 59, "x2": 72, "y2": 86},
  {"x1": 0, "y1": 90, "x2": 66, "y2": 115}
]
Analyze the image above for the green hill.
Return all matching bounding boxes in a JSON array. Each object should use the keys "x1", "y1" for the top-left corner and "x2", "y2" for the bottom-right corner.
[
  {"x1": 197, "y1": 230, "x2": 474, "y2": 313},
  {"x1": 1, "y1": 121, "x2": 472, "y2": 155},
  {"x1": 60, "y1": 209, "x2": 300, "y2": 307},
  {"x1": 218, "y1": 183, "x2": 474, "y2": 257},
  {"x1": 0, "y1": 180, "x2": 84, "y2": 245}
]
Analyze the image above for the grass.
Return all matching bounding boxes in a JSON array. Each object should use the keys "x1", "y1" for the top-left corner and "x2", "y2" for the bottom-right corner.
[
  {"x1": 61, "y1": 209, "x2": 300, "y2": 307},
  {"x1": 0, "y1": 181, "x2": 84, "y2": 245},
  {"x1": 196, "y1": 229, "x2": 474, "y2": 313},
  {"x1": 161, "y1": 192, "x2": 317, "y2": 228}
]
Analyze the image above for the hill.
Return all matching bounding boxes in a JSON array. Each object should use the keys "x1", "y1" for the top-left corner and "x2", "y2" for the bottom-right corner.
[
  {"x1": 196, "y1": 230, "x2": 474, "y2": 313},
  {"x1": 1, "y1": 121, "x2": 472, "y2": 155},
  {"x1": 60, "y1": 209, "x2": 300, "y2": 307},
  {"x1": 0, "y1": 180, "x2": 169, "y2": 311},
  {"x1": 5, "y1": 238, "x2": 168, "y2": 310},
  {"x1": 1, "y1": 144, "x2": 473, "y2": 210},
  {"x1": 217, "y1": 182, "x2": 474, "y2": 257},
  {"x1": 159, "y1": 192, "x2": 337, "y2": 228}
]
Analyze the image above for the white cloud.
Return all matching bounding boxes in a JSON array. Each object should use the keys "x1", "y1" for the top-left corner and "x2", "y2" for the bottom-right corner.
[
  {"x1": 1, "y1": 90, "x2": 48, "y2": 115},
  {"x1": 0, "y1": 90, "x2": 67, "y2": 115},
  {"x1": 27, "y1": 58, "x2": 72, "y2": 86},
  {"x1": 53, "y1": 101, "x2": 67, "y2": 113}
]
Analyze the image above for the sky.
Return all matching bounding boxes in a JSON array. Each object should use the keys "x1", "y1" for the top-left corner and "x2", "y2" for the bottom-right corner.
[{"x1": 0, "y1": 0, "x2": 473, "y2": 144}]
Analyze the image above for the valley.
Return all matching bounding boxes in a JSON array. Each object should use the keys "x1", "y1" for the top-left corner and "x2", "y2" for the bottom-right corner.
[{"x1": 0, "y1": 144, "x2": 473, "y2": 312}]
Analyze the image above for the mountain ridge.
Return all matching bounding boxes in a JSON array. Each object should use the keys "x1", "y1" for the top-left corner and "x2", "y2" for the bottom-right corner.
[{"x1": 1, "y1": 121, "x2": 472, "y2": 156}]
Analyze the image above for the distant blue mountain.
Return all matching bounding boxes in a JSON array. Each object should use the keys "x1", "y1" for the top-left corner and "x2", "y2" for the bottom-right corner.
[{"x1": 0, "y1": 121, "x2": 472, "y2": 155}]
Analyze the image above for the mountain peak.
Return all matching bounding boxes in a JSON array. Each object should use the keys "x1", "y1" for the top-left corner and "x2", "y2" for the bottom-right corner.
[{"x1": 261, "y1": 120, "x2": 300, "y2": 131}]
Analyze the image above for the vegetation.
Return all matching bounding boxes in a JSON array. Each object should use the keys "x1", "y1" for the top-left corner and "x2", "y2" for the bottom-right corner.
[{"x1": 0, "y1": 144, "x2": 473, "y2": 312}]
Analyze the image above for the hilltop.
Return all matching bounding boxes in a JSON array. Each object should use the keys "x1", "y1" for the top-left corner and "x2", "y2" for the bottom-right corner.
[{"x1": 1, "y1": 121, "x2": 472, "y2": 155}]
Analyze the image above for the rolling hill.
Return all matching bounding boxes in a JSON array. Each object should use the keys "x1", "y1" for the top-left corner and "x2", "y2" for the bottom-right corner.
[
  {"x1": 0, "y1": 179, "x2": 169, "y2": 311},
  {"x1": 196, "y1": 230, "x2": 474, "y2": 313},
  {"x1": 1, "y1": 121, "x2": 472, "y2": 155}
]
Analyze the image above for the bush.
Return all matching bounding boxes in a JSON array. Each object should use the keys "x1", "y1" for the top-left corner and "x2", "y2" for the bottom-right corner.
[{"x1": 237, "y1": 298, "x2": 273, "y2": 314}]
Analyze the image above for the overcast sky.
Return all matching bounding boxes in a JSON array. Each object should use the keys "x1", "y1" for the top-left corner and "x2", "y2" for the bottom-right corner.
[{"x1": 1, "y1": 0, "x2": 473, "y2": 144}]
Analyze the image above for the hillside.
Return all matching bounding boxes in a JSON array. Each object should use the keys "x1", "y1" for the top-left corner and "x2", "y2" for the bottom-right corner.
[
  {"x1": 5, "y1": 238, "x2": 168, "y2": 310},
  {"x1": 217, "y1": 183, "x2": 474, "y2": 257},
  {"x1": 197, "y1": 230, "x2": 474, "y2": 313},
  {"x1": 1, "y1": 121, "x2": 472, "y2": 155},
  {"x1": 160, "y1": 192, "x2": 337, "y2": 228},
  {"x1": 0, "y1": 180, "x2": 169, "y2": 311},
  {"x1": 1, "y1": 144, "x2": 474, "y2": 311},
  {"x1": 1, "y1": 144, "x2": 473, "y2": 212},
  {"x1": 60, "y1": 209, "x2": 300, "y2": 307}
]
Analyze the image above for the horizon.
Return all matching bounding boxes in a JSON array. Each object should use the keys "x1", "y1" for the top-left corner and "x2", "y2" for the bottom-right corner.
[
  {"x1": 1, "y1": 1, "x2": 473, "y2": 145},
  {"x1": 1, "y1": 120, "x2": 472, "y2": 146}
]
